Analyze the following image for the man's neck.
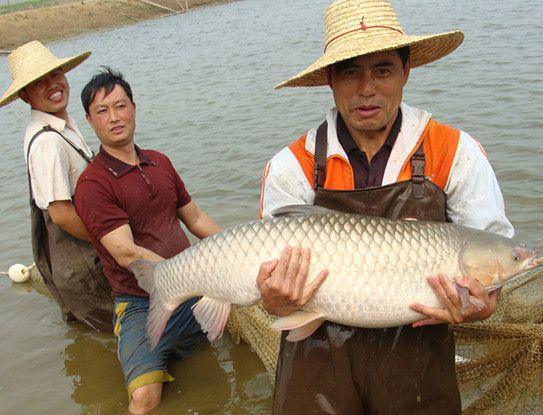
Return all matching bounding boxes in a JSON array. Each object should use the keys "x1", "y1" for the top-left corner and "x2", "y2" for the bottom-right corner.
[
  {"x1": 347, "y1": 112, "x2": 400, "y2": 162},
  {"x1": 53, "y1": 110, "x2": 69, "y2": 123},
  {"x1": 33, "y1": 106, "x2": 69, "y2": 123},
  {"x1": 102, "y1": 143, "x2": 138, "y2": 165},
  {"x1": 348, "y1": 126, "x2": 391, "y2": 162}
]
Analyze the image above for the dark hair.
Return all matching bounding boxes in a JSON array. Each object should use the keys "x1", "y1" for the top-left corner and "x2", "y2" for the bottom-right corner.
[
  {"x1": 81, "y1": 66, "x2": 134, "y2": 115},
  {"x1": 396, "y1": 46, "x2": 410, "y2": 68},
  {"x1": 332, "y1": 46, "x2": 411, "y2": 74}
]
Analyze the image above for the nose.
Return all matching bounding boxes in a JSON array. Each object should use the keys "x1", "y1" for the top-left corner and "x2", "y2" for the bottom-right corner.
[
  {"x1": 108, "y1": 108, "x2": 120, "y2": 122},
  {"x1": 357, "y1": 71, "x2": 376, "y2": 97},
  {"x1": 43, "y1": 73, "x2": 57, "y2": 88}
]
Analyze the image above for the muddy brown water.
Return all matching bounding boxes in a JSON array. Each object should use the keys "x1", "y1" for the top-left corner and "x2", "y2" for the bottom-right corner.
[{"x1": 0, "y1": 0, "x2": 541, "y2": 413}]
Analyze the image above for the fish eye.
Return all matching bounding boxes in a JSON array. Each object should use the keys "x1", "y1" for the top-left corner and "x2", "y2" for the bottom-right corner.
[{"x1": 512, "y1": 252, "x2": 521, "y2": 262}]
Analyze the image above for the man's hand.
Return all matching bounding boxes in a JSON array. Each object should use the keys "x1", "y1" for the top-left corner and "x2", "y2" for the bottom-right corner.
[
  {"x1": 410, "y1": 274, "x2": 498, "y2": 327},
  {"x1": 256, "y1": 247, "x2": 328, "y2": 317}
]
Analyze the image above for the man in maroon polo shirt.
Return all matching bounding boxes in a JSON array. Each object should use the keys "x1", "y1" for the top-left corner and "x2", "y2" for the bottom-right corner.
[{"x1": 74, "y1": 67, "x2": 221, "y2": 415}]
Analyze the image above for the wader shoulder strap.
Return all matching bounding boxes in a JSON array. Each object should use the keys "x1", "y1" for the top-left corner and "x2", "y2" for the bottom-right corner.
[
  {"x1": 314, "y1": 121, "x2": 328, "y2": 190},
  {"x1": 410, "y1": 143, "x2": 426, "y2": 200},
  {"x1": 26, "y1": 126, "x2": 49, "y2": 206},
  {"x1": 44, "y1": 125, "x2": 94, "y2": 163},
  {"x1": 25, "y1": 125, "x2": 93, "y2": 206}
]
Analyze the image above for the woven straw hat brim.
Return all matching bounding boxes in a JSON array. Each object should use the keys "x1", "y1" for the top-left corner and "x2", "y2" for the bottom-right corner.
[
  {"x1": 276, "y1": 30, "x2": 464, "y2": 89},
  {"x1": 0, "y1": 51, "x2": 90, "y2": 108}
]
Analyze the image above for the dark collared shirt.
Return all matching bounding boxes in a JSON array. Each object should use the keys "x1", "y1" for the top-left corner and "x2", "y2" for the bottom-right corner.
[
  {"x1": 74, "y1": 146, "x2": 191, "y2": 297},
  {"x1": 337, "y1": 109, "x2": 402, "y2": 189}
]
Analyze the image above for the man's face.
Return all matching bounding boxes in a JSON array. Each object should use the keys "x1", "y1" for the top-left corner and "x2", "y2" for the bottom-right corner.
[
  {"x1": 329, "y1": 50, "x2": 410, "y2": 137},
  {"x1": 19, "y1": 69, "x2": 70, "y2": 117},
  {"x1": 86, "y1": 84, "x2": 136, "y2": 148}
]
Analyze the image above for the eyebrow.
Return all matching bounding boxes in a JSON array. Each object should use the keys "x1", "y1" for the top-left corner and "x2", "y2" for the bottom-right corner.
[
  {"x1": 372, "y1": 60, "x2": 395, "y2": 68},
  {"x1": 335, "y1": 58, "x2": 396, "y2": 73},
  {"x1": 94, "y1": 99, "x2": 127, "y2": 109}
]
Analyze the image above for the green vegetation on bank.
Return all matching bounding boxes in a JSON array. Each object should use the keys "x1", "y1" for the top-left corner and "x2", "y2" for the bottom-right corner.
[{"x1": 0, "y1": 0, "x2": 48, "y2": 15}]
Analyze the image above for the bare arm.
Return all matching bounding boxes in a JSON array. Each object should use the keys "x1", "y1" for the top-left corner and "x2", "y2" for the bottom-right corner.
[
  {"x1": 48, "y1": 200, "x2": 91, "y2": 242},
  {"x1": 99, "y1": 224, "x2": 163, "y2": 269},
  {"x1": 177, "y1": 201, "x2": 222, "y2": 239}
]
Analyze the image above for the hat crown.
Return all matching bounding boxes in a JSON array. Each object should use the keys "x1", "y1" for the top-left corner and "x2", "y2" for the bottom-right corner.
[
  {"x1": 8, "y1": 41, "x2": 62, "y2": 83},
  {"x1": 324, "y1": 0, "x2": 404, "y2": 52}
]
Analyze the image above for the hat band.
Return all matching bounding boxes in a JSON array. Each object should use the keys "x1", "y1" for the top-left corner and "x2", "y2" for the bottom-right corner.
[{"x1": 324, "y1": 21, "x2": 404, "y2": 52}]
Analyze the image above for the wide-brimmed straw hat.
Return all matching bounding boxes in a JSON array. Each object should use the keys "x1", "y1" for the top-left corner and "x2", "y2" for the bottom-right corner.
[
  {"x1": 0, "y1": 40, "x2": 91, "y2": 108},
  {"x1": 276, "y1": 0, "x2": 464, "y2": 88}
]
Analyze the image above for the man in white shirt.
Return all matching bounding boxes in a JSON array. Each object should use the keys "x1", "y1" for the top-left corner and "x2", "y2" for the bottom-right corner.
[{"x1": 0, "y1": 41, "x2": 112, "y2": 331}]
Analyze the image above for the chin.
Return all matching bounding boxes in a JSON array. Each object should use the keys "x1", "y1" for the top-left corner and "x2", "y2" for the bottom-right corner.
[{"x1": 46, "y1": 102, "x2": 68, "y2": 112}]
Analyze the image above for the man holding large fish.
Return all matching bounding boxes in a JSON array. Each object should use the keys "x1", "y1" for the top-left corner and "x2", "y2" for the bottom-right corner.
[
  {"x1": 253, "y1": 0, "x2": 523, "y2": 413},
  {"x1": 124, "y1": 0, "x2": 539, "y2": 411},
  {"x1": 73, "y1": 68, "x2": 222, "y2": 414}
]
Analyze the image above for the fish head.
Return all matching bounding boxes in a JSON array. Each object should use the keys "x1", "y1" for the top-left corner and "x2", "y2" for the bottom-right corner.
[{"x1": 459, "y1": 234, "x2": 538, "y2": 288}]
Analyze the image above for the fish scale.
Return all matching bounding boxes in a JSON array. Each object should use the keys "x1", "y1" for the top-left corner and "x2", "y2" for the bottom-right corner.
[{"x1": 132, "y1": 207, "x2": 537, "y2": 346}]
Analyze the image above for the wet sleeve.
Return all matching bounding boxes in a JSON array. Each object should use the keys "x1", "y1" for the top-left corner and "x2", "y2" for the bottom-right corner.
[
  {"x1": 445, "y1": 131, "x2": 514, "y2": 238},
  {"x1": 28, "y1": 132, "x2": 72, "y2": 208},
  {"x1": 74, "y1": 178, "x2": 129, "y2": 243},
  {"x1": 259, "y1": 147, "x2": 315, "y2": 218}
]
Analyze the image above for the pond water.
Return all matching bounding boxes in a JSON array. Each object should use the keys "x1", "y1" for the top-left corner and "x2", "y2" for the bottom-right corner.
[{"x1": 0, "y1": 0, "x2": 541, "y2": 413}]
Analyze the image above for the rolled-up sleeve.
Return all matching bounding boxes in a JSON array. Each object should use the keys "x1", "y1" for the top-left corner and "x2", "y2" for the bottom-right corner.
[
  {"x1": 28, "y1": 133, "x2": 72, "y2": 208},
  {"x1": 74, "y1": 178, "x2": 129, "y2": 243},
  {"x1": 260, "y1": 147, "x2": 315, "y2": 218}
]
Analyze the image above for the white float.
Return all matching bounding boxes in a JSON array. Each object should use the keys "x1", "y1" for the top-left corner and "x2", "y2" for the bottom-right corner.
[{"x1": 7, "y1": 263, "x2": 31, "y2": 283}]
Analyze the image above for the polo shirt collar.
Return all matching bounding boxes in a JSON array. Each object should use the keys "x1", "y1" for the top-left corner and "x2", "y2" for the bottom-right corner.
[
  {"x1": 98, "y1": 145, "x2": 155, "y2": 178},
  {"x1": 337, "y1": 108, "x2": 403, "y2": 156}
]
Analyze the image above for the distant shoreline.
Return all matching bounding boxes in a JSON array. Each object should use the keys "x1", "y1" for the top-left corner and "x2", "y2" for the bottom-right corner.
[{"x1": 0, "y1": 0, "x2": 232, "y2": 51}]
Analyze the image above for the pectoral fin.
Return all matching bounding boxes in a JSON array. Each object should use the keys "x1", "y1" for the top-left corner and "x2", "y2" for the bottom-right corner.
[
  {"x1": 271, "y1": 310, "x2": 325, "y2": 342},
  {"x1": 456, "y1": 284, "x2": 486, "y2": 313},
  {"x1": 192, "y1": 297, "x2": 231, "y2": 342}
]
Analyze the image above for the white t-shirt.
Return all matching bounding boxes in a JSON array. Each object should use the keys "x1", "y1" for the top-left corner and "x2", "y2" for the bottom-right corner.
[{"x1": 23, "y1": 109, "x2": 93, "y2": 210}]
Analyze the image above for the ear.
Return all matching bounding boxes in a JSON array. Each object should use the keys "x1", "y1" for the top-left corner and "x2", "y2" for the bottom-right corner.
[
  {"x1": 86, "y1": 112, "x2": 93, "y2": 126},
  {"x1": 402, "y1": 60, "x2": 411, "y2": 86},
  {"x1": 19, "y1": 89, "x2": 30, "y2": 104}
]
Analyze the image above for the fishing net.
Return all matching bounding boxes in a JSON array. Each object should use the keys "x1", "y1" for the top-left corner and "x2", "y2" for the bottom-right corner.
[
  {"x1": 226, "y1": 267, "x2": 543, "y2": 414},
  {"x1": 227, "y1": 303, "x2": 281, "y2": 381}
]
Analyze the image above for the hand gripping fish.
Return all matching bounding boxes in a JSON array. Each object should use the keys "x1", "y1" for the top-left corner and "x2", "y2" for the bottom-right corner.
[{"x1": 130, "y1": 206, "x2": 539, "y2": 348}]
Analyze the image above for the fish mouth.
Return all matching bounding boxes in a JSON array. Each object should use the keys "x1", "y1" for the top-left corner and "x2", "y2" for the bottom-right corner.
[{"x1": 528, "y1": 256, "x2": 543, "y2": 268}]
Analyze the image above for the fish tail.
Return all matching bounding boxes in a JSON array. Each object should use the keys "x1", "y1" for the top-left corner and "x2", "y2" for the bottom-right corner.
[
  {"x1": 191, "y1": 297, "x2": 231, "y2": 342},
  {"x1": 147, "y1": 295, "x2": 176, "y2": 350},
  {"x1": 129, "y1": 259, "x2": 175, "y2": 349}
]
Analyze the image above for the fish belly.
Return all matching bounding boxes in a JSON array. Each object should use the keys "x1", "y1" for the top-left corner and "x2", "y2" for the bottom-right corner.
[{"x1": 157, "y1": 212, "x2": 462, "y2": 328}]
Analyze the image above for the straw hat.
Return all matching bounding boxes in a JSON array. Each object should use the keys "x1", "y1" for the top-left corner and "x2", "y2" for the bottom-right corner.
[
  {"x1": 277, "y1": 0, "x2": 464, "y2": 88},
  {"x1": 0, "y1": 41, "x2": 91, "y2": 108}
]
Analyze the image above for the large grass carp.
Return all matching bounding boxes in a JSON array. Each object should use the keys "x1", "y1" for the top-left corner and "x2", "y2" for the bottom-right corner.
[{"x1": 131, "y1": 206, "x2": 538, "y2": 348}]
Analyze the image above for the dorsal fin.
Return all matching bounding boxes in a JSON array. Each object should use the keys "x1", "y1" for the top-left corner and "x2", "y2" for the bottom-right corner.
[{"x1": 270, "y1": 204, "x2": 337, "y2": 218}]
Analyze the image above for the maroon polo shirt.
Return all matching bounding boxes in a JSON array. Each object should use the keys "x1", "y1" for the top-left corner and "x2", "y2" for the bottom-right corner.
[
  {"x1": 74, "y1": 146, "x2": 191, "y2": 297},
  {"x1": 337, "y1": 109, "x2": 402, "y2": 189}
]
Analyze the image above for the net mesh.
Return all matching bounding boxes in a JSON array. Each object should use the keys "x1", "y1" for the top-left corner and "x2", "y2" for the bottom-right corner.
[{"x1": 226, "y1": 267, "x2": 543, "y2": 414}]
